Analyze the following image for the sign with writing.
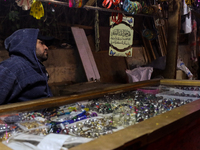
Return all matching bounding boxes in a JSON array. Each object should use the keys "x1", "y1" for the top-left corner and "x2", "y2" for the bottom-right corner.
[{"x1": 109, "y1": 17, "x2": 134, "y2": 57}]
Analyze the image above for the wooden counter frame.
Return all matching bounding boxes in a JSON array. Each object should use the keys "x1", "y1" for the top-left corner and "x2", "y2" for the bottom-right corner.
[
  {"x1": 0, "y1": 79, "x2": 160, "y2": 115},
  {"x1": 1, "y1": 79, "x2": 200, "y2": 150}
]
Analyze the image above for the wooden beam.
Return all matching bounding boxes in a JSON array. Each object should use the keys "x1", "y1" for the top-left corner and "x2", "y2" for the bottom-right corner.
[
  {"x1": 58, "y1": 23, "x2": 93, "y2": 29},
  {"x1": 160, "y1": 0, "x2": 181, "y2": 78}
]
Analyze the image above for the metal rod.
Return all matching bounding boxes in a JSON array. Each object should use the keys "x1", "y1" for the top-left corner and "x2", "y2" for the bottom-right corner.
[
  {"x1": 94, "y1": 0, "x2": 100, "y2": 52},
  {"x1": 84, "y1": 5, "x2": 157, "y2": 17},
  {"x1": 40, "y1": 0, "x2": 69, "y2": 6}
]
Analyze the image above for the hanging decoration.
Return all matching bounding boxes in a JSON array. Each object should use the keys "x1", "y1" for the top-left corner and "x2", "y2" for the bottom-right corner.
[
  {"x1": 69, "y1": 0, "x2": 83, "y2": 8},
  {"x1": 142, "y1": 19, "x2": 158, "y2": 41},
  {"x1": 109, "y1": 16, "x2": 134, "y2": 57},
  {"x1": 30, "y1": 0, "x2": 44, "y2": 19},
  {"x1": 15, "y1": 0, "x2": 34, "y2": 10},
  {"x1": 102, "y1": 0, "x2": 113, "y2": 9},
  {"x1": 140, "y1": 2, "x2": 155, "y2": 15},
  {"x1": 102, "y1": 0, "x2": 123, "y2": 24},
  {"x1": 123, "y1": 0, "x2": 142, "y2": 14},
  {"x1": 111, "y1": 7, "x2": 123, "y2": 24}
]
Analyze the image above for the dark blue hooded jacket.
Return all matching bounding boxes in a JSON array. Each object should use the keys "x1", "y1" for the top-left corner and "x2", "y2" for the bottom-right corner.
[{"x1": 0, "y1": 28, "x2": 53, "y2": 104}]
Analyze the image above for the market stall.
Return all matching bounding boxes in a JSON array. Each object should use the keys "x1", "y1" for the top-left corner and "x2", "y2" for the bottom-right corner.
[{"x1": 0, "y1": 79, "x2": 200, "y2": 149}]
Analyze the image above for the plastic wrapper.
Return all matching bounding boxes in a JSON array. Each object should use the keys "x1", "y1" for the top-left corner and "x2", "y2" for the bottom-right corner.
[
  {"x1": 0, "y1": 114, "x2": 21, "y2": 124},
  {"x1": 16, "y1": 120, "x2": 49, "y2": 136},
  {"x1": 17, "y1": 120, "x2": 46, "y2": 131},
  {"x1": 0, "y1": 118, "x2": 18, "y2": 141},
  {"x1": 3, "y1": 133, "x2": 93, "y2": 150},
  {"x1": 177, "y1": 58, "x2": 193, "y2": 79},
  {"x1": 3, "y1": 115, "x2": 21, "y2": 124},
  {"x1": 126, "y1": 67, "x2": 153, "y2": 83}
]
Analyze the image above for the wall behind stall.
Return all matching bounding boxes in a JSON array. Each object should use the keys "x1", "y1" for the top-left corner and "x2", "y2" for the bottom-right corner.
[
  {"x1": 92, "y1": 48, "x2": 146, "y2": 83},
  {"x1": 0, "y1": 31, "x2": 152, "y2": 86},
  {"x1": 43, "y1": 47, "x2": 87, "y2": 84},
  {"x1": 0, "y1": 42, "x2": 146, "y2": 96},
  {"x1": 0, "y1": 47, "x2": 87, "y2": 85},
  {"x1": 0, "y1": 50, "x2": 9, "y2": 62},
  {"x1": 88, "y1": 27, "x2": 146, "y2": 83},
  {"x1": 0, "y1": 35, "x2": 193, "y2": 96}
]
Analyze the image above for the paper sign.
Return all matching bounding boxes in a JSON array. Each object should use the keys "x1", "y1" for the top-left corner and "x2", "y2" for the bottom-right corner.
[{"x1": 109, "y1": 17, "x2": 134, "y2": 57}]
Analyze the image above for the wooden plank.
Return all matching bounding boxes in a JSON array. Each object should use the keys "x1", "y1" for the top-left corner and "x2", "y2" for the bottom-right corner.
[
  {"x1": 148, "y1": 40, "x2": 156, "y2": 60},
  {"x1": 72, "y1": 27, "x2": 95, "y2": 81},
  {"x1": 159, "y1": 27, "x2": 167, "y2": 55},
  {"x1": 79, "y1": 28, "x2": 100, "y2": 80},
  {"x1": 80, "y1": 29, "x2": 100, "y2": 80},
  {"x1": 142, "y1": 46, "x2": 148, "y2": 63},
  {"x1": 160, "y1": 26, "x2": 166, "y2": 56},
  {"x1": 153, "y1": 19, "x2": 166, "y2": 56},
  {"x1": 71, "y1": 27, "x2": 100, "y2": 81},
  {"x1": 142, "y1": 36, "x2": 152, "y2": 63},
  {"x1": 156, "y1": 29, "x2": 165, "y2": 56},
  {"x1": 160, "y1": 79, "x2": 200, "y2": 86},
  {"x1": 161, "y1": 26, "x2": 167, "y2": 46}
]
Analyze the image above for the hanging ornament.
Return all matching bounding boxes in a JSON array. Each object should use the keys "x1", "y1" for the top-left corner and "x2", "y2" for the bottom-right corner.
[
  {"x1": 111, "y1": 7, "x2": 123, "y2": 24},
  {"x1": 69, "y1": 0, "x2": 83, "y2": 8},
  {"x1": 15, "y1": 0, "x2": 34, "y2": 10},
  {"x1": 30, "y1": 0, "x2": 44, "y2": 19},
  {"x1": 123, "y1": 0, "x2": 142, "y2": 15}
]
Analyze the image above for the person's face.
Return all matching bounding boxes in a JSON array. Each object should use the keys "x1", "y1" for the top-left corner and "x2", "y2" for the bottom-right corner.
[{"x1": 36, "y1": 39, "x2": 48, "y2": 62}]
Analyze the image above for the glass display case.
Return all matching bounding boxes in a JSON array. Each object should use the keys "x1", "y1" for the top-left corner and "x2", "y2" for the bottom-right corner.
[{"x1": 1, "y1": 79, "x2": 200, "y2": 150}]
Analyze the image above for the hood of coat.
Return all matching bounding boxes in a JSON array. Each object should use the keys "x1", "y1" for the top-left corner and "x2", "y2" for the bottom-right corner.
[{"x1": 4, "y1": 28, "x2": 39, "y2": 67}]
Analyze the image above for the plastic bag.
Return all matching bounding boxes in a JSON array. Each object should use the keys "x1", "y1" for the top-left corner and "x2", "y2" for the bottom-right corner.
[
  {"x1": 126, "y1": 67, "x2": 153, "y2": 83},
  {"x1": 177, "y1": 58, "x2": 193, "y2": 79}
]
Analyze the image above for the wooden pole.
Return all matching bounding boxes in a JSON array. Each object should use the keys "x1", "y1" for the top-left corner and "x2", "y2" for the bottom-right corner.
[{"x1": 160, "y1": 0, "x2": 181, "y2": 79}]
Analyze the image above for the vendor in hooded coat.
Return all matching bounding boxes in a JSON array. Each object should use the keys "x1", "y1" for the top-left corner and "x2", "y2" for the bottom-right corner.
[{"x1": 0, "y1": 28, "x2": 53, "y2": 104}]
